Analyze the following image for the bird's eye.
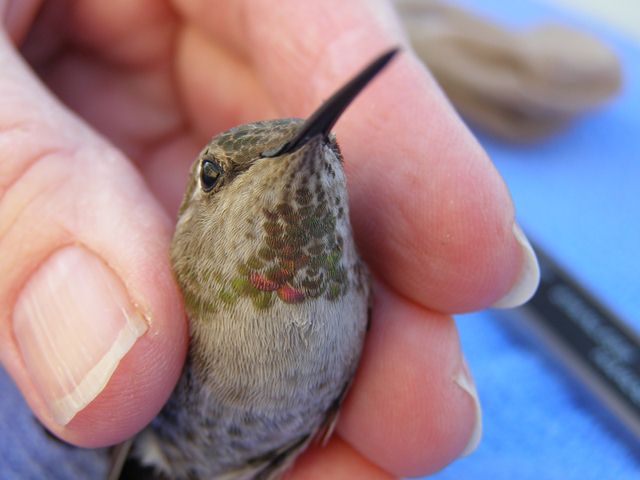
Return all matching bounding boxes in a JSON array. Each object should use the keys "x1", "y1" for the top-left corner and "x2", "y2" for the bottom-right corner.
[{"x1": 200, "y1": 160, "x2": 223, "y2": 192}]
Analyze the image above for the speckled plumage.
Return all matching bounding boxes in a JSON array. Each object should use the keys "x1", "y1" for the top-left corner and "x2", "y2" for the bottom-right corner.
[
  {"x1": 119, "y1": 49, "x2": 399, "y2": 480},
  {"x1": 133, "y1": 121, "x2": 369, "y2": 480}
]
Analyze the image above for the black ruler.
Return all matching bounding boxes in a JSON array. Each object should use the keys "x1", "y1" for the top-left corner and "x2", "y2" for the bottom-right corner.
[{"x1": 516, "y1": 244, "x2": 640, "y2": 439}]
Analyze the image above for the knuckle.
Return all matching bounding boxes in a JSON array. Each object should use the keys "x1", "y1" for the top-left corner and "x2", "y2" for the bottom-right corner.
[{"x1": 0, "y1": 131, "x2": 77, "y2": 319}]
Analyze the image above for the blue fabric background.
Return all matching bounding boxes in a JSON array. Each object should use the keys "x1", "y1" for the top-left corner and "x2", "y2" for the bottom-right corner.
[
  {"x1": 0, "y1": 1, "x2": 638, "y2": 478},
  {"x1": 431, "y1": 1, "x2": 640, "y2": 478}
]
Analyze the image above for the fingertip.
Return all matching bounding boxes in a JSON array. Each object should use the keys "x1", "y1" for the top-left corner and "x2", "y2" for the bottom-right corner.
[
  {"x1": 62, "y1": 304, "x2": 188, "y2": 447},
  {"x1": 0, "y1": 127, "x2": 186, "y2": 450},
  {"x1": 8, "y1": 243, "x2": 187, "y2": 448},
  {"x1": 337, "y1": 283, "x2": 478, "y2": 476},
  {"x1": 341, "y1": 49, "x2": 524, "y2": 313},
  {"x1": 62, "y1": 250, "x2": 188, "y2": 447}
]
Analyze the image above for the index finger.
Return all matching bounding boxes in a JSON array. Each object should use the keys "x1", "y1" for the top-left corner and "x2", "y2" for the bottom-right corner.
[{"x1": 171, "y1": 0, "x2": 539, "y2": 313}]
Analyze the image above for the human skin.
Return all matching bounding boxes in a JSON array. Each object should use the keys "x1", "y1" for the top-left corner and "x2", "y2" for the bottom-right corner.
[{"x1": 0, "y1": 1, "x2": 538, "y2": 478}]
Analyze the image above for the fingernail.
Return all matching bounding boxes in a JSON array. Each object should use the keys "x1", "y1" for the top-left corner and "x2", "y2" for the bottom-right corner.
[
  {"x1": 492, "y1": 223, "x2": 540, "y2": 309},
  {"x1": 454, "y1": 358, "x2": 482, "y2": 457},
  {"x1": 13, "y1": 246, "x2": 148, "y2": 426}
]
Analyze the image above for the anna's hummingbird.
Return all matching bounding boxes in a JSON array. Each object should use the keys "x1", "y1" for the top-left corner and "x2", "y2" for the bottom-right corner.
[{"x1": 114, "y1": 48, "x2": 399, "y2": 480}]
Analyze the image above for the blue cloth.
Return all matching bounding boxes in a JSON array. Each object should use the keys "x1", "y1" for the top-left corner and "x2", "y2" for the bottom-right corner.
[
  {"x1": 0, "y1": 367, "x2": 107, "y2": 479},
  {"x1": 1, "y1": 1, "x2": 639, "y2": 478},
  {"x1": 431, "y1": 1, "x2": 640, "y2": 478}
]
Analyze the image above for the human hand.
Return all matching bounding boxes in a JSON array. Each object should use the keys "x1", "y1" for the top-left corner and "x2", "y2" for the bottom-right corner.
[{"x1": 0, "y1": 0, "x2": 539, "y2": 478}]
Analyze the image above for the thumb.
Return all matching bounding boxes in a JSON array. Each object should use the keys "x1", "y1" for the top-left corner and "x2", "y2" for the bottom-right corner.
[{"x1": 0, "y1": 31, "x2": 187, "y2": 446}]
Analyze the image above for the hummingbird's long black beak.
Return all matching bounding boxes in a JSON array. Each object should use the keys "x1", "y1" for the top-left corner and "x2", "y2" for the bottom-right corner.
[{"x1": 262, "y1": 48, "x2": 399, "y2": 158}]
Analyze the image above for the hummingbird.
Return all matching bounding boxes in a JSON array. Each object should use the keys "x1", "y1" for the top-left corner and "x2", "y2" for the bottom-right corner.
[{"x1": 111, "y1": 48, "x2": 399, "y2": 480}]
